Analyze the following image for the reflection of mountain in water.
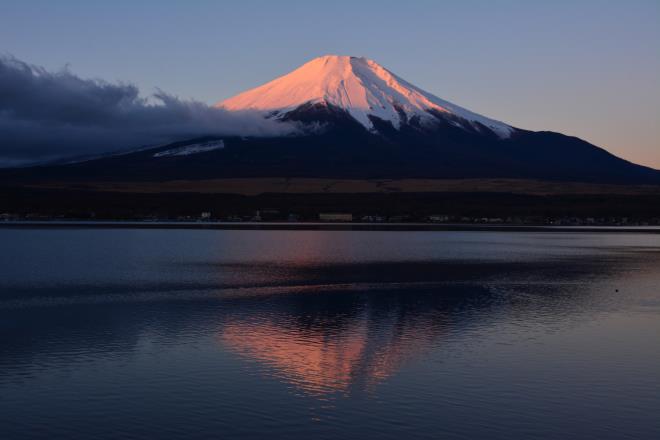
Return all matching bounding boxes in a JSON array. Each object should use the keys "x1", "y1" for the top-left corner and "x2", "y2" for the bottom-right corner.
[
  {"x1": 3, "y1": 244, "x2": 658, "y2": 395},
  {"x1": 219, "y1": 288, "x2": 452, "y2": 395}
]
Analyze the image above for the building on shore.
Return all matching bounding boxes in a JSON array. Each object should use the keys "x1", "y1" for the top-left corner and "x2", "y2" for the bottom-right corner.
[{"x1": 319, "y1": 213, "x2": 353, "y2": 222}]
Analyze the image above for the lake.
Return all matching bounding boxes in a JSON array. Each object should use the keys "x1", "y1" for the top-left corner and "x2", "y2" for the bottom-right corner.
[{"x1": 1, "y1": 227, "x2": 659, "y2": 439}]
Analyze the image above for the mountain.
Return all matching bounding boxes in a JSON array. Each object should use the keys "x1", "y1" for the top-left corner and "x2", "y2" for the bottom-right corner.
[
  {"x1": 217, "y1": 55, "x2": 514, "y2": 138},
  {"x1": 3, "y1": 55, "x2": 659, "y2": 185}
]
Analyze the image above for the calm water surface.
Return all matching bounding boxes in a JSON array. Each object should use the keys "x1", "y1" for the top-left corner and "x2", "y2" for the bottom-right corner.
[{"x1": 1, "y1": 229, "x2": 659, "y2": 439}]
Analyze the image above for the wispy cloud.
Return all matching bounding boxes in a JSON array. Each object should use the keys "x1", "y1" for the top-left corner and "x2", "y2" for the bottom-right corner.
[{"x1": 0, "y1": 55, "x2": 295, "y2": 166}]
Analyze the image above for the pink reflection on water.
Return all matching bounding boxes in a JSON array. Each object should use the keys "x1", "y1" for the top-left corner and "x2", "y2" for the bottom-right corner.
[{"x1": 219, "y1": 305, "x2": 445, "y2": 396}]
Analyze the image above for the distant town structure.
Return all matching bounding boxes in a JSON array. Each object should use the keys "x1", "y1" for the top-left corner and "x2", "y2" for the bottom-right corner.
[
  {"x1": 428, "y1": 215, "x2": 450, "y2": 223},
  {"x1": 319, "y1": 213, "x2": 353, "y2": 222}
]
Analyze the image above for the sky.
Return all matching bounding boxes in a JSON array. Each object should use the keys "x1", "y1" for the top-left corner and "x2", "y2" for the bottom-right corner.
[{"x1": 1, "y1": 0, "x2": 659, "y2": 168}]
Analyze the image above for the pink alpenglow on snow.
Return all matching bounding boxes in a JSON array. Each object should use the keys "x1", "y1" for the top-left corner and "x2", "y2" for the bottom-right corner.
[{"x1": 216, "y1": 55, "x2": 514, "y2": 138}]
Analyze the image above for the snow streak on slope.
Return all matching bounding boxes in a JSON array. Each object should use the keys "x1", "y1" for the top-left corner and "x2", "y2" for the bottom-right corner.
[
  {"x1": 153, "y1": 140, "x2": 225, "y2": 158},
  {"x1": 217, "y1": 55, "x2": 514, "y2": 138}
]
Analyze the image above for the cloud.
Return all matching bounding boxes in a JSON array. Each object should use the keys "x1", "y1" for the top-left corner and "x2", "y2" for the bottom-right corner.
[{"x1": 0, "y1": 55, "x2": 295, "y2": 166}]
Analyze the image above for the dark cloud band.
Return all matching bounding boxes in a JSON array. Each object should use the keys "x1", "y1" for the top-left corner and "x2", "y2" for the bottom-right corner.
[{"x1": 0, "y1": 56, "x2": 294, "y2": 166}]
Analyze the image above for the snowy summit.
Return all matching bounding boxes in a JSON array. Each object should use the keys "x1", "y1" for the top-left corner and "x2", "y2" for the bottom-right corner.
[{"x1": 216, "y1": 55, "x2": 514, "y2": 138}]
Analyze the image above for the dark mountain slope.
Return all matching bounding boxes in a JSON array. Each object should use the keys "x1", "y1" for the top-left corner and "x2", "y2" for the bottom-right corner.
[{"x1": 3, "y1": 104, "x2": 658, "y2": 185}]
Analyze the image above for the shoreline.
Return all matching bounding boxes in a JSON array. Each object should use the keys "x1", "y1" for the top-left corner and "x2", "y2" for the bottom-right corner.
[{"x1": 2, "y1": 220, "x2": 660, "y2": 233}]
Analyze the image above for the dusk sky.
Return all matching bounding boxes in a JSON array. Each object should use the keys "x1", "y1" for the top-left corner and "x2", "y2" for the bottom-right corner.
[{"x1": 2, "y1": 0, "x2": 659, "y2": 168}]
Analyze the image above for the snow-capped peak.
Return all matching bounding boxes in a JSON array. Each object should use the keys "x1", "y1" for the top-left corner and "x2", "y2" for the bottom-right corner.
[{"x1": 216, "y1": 55, "x2": 514, "y2": 138}]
